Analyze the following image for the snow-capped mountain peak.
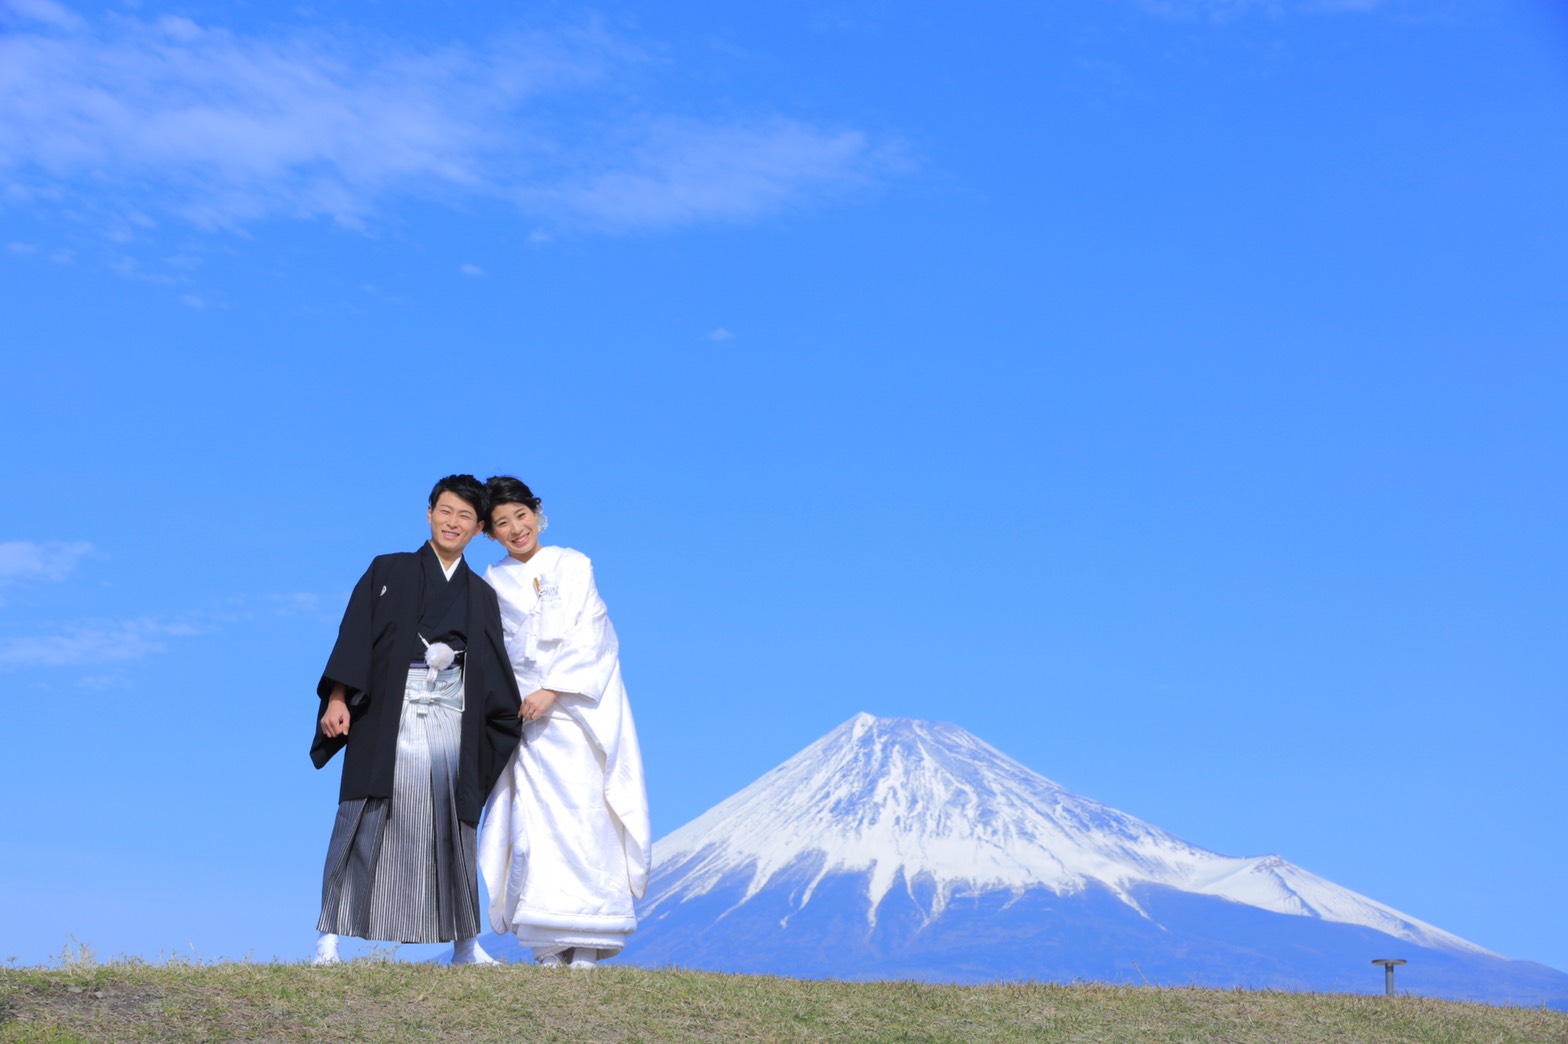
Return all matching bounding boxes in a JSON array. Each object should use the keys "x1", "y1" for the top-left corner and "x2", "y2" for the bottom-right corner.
[{"x1": 648, "y1": 713, "x2": 1488, "y2": 955}]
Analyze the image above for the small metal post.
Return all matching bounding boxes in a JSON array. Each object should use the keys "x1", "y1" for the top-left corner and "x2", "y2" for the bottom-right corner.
[{"x1": 1372, "y1": 958, "x2": 1406, "y2": 996}]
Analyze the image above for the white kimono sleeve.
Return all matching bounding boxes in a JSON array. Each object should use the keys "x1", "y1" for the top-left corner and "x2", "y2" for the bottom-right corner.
[
  {"x1": 544, "y1": 552, "x2": 653, "y2": 898},
  {"x1": 540, "y1": 553, "x2": 620, "y2": 705}
]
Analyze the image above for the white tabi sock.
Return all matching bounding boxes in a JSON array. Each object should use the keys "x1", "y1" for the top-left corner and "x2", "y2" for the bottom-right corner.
[
  {"x1": 567, "y1": 947, "x2": 598, "y2": 970},
  {"x1": 451, "y1": 937, "x2": 499, "y2": 966},
  {"x1": 312, "y1": 932, "x2": 341, "y2": 966}
]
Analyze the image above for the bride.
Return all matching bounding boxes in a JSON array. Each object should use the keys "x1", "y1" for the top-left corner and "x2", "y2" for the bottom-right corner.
[{"x1": 476, "y1": 476, "x2": 651, "y2": 968}]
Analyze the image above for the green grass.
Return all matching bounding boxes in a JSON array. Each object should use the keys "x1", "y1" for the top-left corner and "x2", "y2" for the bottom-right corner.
[{"x1": 3, "y1": 958, "x2": 1565, "y2": 1043}]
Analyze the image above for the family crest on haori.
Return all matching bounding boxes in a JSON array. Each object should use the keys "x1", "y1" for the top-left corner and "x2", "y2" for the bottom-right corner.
[{"x1": 477, "y1": 475, "x2": 652, "y2": 969}]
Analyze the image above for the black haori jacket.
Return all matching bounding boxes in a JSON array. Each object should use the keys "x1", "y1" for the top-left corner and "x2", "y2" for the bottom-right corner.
[{"x1": 309, "y1": 546, "x2": 523, "y2": 824}]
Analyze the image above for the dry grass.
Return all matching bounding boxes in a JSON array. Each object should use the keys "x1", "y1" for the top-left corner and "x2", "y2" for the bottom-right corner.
[{"x1": 2, "y1": 957, "x2": 1565, "y2": 1043}]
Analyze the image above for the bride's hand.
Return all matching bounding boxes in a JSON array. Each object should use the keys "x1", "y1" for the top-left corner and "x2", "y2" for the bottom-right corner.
[{"x1": 519, "y1": 688, "x2": 559, "y2": 721}]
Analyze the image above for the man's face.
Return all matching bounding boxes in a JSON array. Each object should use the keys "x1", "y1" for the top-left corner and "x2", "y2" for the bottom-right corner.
[{"x1": 427, "y1": 491, "x2": 483, "y2": 560}]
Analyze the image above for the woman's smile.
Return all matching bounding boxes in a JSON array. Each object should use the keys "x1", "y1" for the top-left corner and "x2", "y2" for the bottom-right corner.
[{"x1": 489, "y1": 500, "x2": 543, "y2": 562}]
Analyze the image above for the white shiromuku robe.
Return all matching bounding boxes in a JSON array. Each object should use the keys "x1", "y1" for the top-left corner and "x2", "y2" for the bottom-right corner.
[{"x1": 477, "y1": 546, "x2": 651, "y2": 958}]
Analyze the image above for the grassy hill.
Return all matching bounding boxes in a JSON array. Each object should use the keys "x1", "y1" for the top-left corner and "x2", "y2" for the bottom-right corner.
[{"x1": 3, "y1": 959, "x2": 1565, "y2": 1043}]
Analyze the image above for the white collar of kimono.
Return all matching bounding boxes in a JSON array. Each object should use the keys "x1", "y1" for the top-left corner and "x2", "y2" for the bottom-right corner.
[
  {"x1": 431, "y1": 550, "x2": 461, "y2": 581},
  {"x1": 495, "y1": 546, "x2": 554, "y2": 573}
]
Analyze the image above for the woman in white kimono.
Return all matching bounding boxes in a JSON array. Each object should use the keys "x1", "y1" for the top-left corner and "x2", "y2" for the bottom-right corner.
[{"x1": 476, "y1": 476, "x2": 651, "y2": 968}]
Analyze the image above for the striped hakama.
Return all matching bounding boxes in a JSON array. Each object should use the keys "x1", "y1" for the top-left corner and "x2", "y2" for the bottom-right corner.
[{"x1": 317, "y1": 664, "x2": 480, "y2": 944}]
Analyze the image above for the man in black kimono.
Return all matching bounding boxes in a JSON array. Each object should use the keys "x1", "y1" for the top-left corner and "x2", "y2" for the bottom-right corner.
[{"x1": 309, "y1": 474, "x2": 522, "y2": 965}]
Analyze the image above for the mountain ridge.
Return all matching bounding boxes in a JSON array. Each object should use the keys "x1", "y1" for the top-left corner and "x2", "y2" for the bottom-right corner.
[{"x1": 647, "y1": 712, "x2": 1486, "y2": 955}]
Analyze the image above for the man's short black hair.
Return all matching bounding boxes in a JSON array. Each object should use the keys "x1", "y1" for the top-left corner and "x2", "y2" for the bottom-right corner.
[{"x1": 428, "y1": 474, "x2": 488, "y2": 519}]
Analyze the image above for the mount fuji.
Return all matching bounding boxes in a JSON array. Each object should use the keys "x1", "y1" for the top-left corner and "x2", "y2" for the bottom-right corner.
[{"x1": 491, "y1": 714, "x2": 1568, "y2": 1006}]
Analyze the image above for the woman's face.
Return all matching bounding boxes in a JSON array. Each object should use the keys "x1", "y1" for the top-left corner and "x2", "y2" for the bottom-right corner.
[{"x1": 491, "y1": 502, "x2": 541, "y2": 562}]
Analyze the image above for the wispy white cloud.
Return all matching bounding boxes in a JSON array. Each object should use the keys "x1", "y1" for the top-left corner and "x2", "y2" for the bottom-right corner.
[
  {"x1": 544, "y1": 119, "x2": 884, "y2": 230},
  {"x1": 459, "y1": 263, "x2": 486, "y2": 277},
  {"x1": 263, "y1": 592, "x2": 327, "y2": 618},
  {"x1": 0, "y1": 588, "x2": 329, "y2": 672},
  {"x1": 707, "y1": 327, "x2": 735, "y2": 342},
  {"x1": 0, "y1": 540, "x2": 93, "y2": 585},
  {"x1": 1133, "y1": 0, "x2": 1391, "y2": 17},
  {"x1": 76, "y1": 673, "x2": 132, "y2": 691},
  {"x1": 0, "y1": 4, "x2": 893, "y2": 235},
  {"x1": 0, "y1": 615, "x2": 206, "y2": 668},
  {"x1": 2, "y1": 0, "x2": 83, "y2": 32}
]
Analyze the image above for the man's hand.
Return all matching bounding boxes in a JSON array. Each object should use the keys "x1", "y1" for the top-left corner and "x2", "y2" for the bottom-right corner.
[
  {"x1": 519, "y1": 688, "x2": 559, "y2": 722},
  {"x1": 321, "y1": 687, "x2": 352, "y2": 738}
]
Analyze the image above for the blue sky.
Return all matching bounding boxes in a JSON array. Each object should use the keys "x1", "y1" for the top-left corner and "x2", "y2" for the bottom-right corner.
[{"x1": 3, "y1": 0, "x2": 1565, "y2": 974}]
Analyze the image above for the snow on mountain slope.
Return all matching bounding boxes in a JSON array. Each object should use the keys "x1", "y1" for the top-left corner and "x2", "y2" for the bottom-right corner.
[{"x1": 647, "y1": 713, "x2": 1490, "y2": 956}]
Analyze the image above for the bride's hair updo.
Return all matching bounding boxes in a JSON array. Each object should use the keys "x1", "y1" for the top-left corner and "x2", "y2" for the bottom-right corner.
[{"x1": 484, "y1": 475, "x2": 544, "y2": 532}]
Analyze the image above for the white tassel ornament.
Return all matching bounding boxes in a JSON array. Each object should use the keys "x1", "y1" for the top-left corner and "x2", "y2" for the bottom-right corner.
[{"x1": 422, "y1": 639, "x2": 455, "y2": 683}]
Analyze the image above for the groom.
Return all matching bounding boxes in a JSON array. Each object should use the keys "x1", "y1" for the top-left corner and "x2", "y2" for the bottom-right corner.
[{"x1": 309, "y1": 474, "x2": 522, "y2": 965}]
